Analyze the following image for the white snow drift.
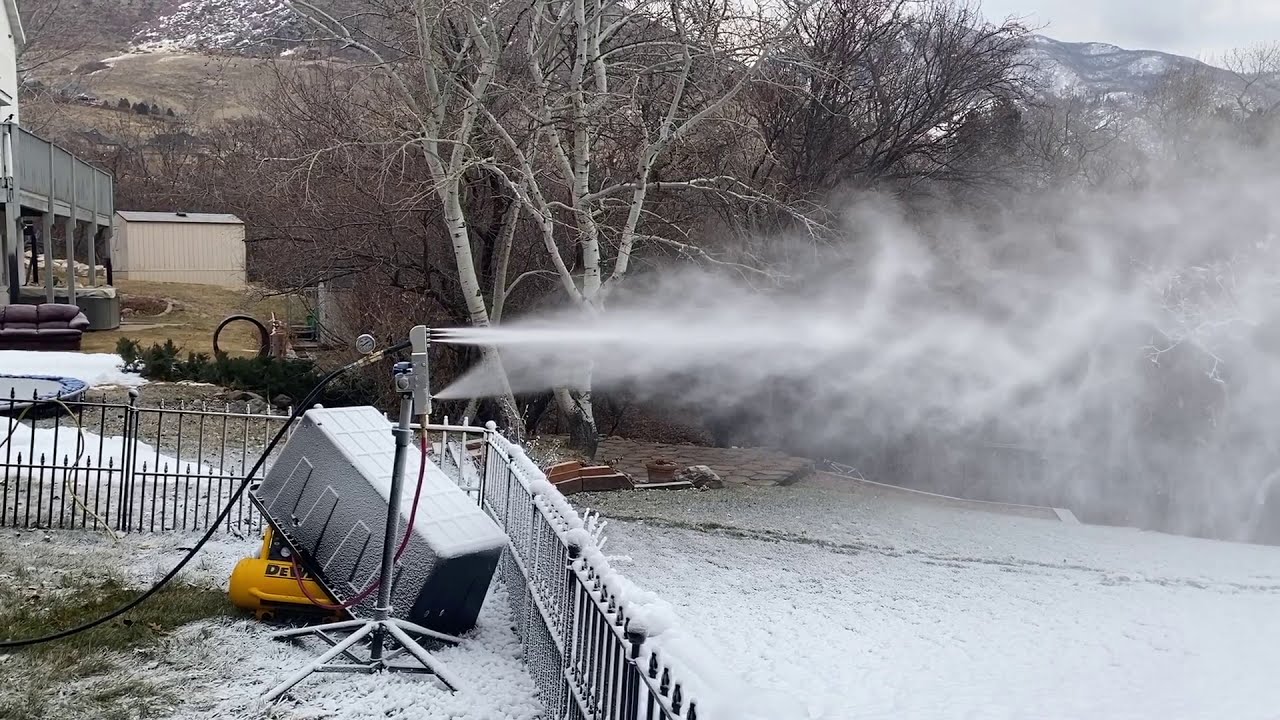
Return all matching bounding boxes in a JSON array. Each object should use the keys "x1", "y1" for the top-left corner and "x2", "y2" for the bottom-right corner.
[{"x1": 0, "y1": 351, "x2": 144, "y2": 388}]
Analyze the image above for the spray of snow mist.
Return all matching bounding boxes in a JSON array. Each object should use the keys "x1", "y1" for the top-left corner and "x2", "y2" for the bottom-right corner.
[{"x1": 436, "y1": 146, "x2": 1280, "y2": 543}]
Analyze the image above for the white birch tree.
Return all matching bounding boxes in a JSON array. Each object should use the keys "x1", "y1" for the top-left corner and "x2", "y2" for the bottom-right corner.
[
  {"x1": 285, "y1": 0, "x2": 815, "y2": 451},
  {"x1": 284, "y1": 0, "x2": 528, "y2": 432},
  {"x1": 477, "y1": 0, "x2": 817, "y2": 451}
]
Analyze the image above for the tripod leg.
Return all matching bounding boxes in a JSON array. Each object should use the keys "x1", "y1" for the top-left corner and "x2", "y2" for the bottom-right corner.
[
  {"x1": 394, "y1": 618, "x2": 463, "y2": 645},
  {"x1": 264, "y1": 622, "x2": 376, "y2": 703},
  {"x1": 385, "y1": 621, "x2": 464, "y2": 691},
  {"x1": 271, "y1": 618, "x2": 365, "y2": 640}
]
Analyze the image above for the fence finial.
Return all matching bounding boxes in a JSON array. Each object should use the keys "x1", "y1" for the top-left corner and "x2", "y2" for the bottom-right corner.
[{"x1": 625, "y1": 624, "x2": 646, "y2": 652}]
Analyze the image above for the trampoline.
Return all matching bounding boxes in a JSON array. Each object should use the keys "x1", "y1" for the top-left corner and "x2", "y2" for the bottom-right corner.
[{"x1": 0, "y1": 374, "x2": 89, "y2": 414}]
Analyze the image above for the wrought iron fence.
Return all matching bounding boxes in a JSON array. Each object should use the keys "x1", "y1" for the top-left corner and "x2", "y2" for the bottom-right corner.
[
  {"x1": 2, "y1": 383, "x2": 707, "y2": 718},
  {"x1": 478, "y1": 428, "x2": 701, "y2": 720},
  {"x1": 0, "y1": 390, "x2": 290, "y2": 534}
]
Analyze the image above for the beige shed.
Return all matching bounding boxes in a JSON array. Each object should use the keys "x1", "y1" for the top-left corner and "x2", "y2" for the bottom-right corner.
[{"x1": 112, "y1": 211, "x2": 247, "y2": 287}]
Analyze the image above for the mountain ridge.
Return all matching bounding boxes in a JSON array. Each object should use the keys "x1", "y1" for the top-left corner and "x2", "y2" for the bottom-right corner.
[
  {"x1": 123, "y1": 2, "x2": 1249, "y2": 106},
  {"x1": 19, "y1": 0, "x2": 1263, "y2": 133},
  {"x1": 1023, "y1": 34, "x2": 1235, "y2": 102}
]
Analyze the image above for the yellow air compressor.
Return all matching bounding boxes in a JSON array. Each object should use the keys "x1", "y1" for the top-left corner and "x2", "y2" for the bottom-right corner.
[{"x1": 228, "y1": 525, "x2": 346, "y2": 622}]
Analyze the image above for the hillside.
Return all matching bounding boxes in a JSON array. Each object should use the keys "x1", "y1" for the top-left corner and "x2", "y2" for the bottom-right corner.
[
  {"x1": 18, "y1": 0, "x2": 357, "y2": 131},
  {"x1": 1021, "y1": 35, "x2": 1251, "y2": 104},
  {"x1": 17, "y1": 1, "x2": 1265, "y2": 138}
]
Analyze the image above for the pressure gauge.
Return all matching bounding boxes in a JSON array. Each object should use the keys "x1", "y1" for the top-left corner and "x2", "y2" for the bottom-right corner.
[{"x1": 355, "y1": 334, "x2": 377, "y2": 355}]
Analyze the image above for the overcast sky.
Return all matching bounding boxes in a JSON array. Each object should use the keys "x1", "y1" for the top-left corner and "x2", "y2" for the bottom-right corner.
[{"x1": 979, "y1": 0, "x2": 1280, "y2": 61}]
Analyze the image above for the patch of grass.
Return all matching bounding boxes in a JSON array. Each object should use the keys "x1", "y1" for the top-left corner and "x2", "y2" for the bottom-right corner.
[{"x1": 0, "y1": 577, "x2": 233, "y2": 720}]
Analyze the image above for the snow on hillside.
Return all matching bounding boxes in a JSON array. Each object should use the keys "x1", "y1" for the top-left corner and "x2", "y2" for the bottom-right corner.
[
  {"x1": 124, "y1": 1, "x2": 1257, "y2": 111},
  {"x1": 1076, "y1": 42, "x2": 1125, "y2": 57},
  {"x1": 1021, "y1": 35, "x2": 1240, "y2": 105},
  {"x1": 134, "y1": 0, "x2": 301, "y2": 52},
  {"x1": 1024, "y1": 35, "x2": 1184, "y2": 98}
]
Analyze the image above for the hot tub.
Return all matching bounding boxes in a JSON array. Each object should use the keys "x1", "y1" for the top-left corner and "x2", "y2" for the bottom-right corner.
[{"x1": 17, "y1": 286, "x2": 121, "y2": 331}]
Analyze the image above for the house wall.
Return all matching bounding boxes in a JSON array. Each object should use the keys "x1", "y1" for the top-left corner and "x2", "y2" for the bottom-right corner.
[
  {"x1": 114, "y1": 219, "x2": 247, "y2": 287},
  {"x1": 0, "y1": 2, "x2": 19, "y2": 123}
]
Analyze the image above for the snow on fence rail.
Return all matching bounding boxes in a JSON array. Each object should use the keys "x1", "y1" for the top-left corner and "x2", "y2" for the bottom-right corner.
[{"x1": 480, "y1": 426, "x2": 713, "y2": 720}]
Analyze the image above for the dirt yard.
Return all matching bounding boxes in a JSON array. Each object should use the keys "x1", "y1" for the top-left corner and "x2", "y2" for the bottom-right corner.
[{"x1": 80, "y1": 280, "x2": 293, "y2": 358}]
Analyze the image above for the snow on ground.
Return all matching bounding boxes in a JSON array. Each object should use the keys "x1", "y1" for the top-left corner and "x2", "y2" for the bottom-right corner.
[
  {"x1": 7, "y1": 424, "x2": 204, "y2": 469},
  {"x1": 100, "y1": 53, "x2": 140, "y2": 64},
  {"x1": 0, "y1": 529, "x2": 544, "y2": 719},
  {"x1": 0, "y1": 527, "x2": 257, "y2": 590},
  {"x1": 134, "y1": 0, "x2": 300, "y2": 52},
  {"x1": 165, "y1": 582, "x2": 542, "y2": 720},
  {"x1": 578, "y1": 481, "x2": 1280, "y2": 720},
  {"x1": 0, "y1": 351, "x2": 145, "y2": 388},
  {"x1": 1, "y1": 424, "x2": 249, "y2": 533}
]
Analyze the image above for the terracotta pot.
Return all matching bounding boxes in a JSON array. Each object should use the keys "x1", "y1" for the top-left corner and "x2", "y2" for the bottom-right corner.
[{"x1": 644, "y1": 459, "x2": 680, "y2": 484}]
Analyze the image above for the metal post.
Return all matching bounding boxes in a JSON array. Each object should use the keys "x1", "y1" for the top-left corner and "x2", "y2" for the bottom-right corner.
[
  {"x1": 623, "y1": 625, "x2": 646, "y2": 720},
  {"x1": 2, "y1": 204, "x2": 16, "y2": 304},
  {"x1": 371, "y1": 371, "x2": 415, "y2": 660},
  {"x1": 0, "y1": 126, "x2": 7, "y2": 304},
  {"x1": 120, "y1": 390, "x2": 138, "y2": 532},
  {"x1": 64, "y1": 153, "x2": 75, "y2": 304},
  {"x1": 43, "y1": 142, "x2": 53, "y2": 302},
  {"x1": 2, "y1": 122, "x2": 21, "y2": 304},
  {"x1": 41, "y1": 211, "x2": 52, "y2": 302},
  {"x1": 88, "y1": 172, "x2": 97, "y2": 287}
]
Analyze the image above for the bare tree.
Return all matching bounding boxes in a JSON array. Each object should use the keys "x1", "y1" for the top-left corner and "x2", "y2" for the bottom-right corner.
[
  {"x1": 274, "y1": 0, "x2": 533, "y2": 433},
  {"x1": 15, "y1": 0, "x2": 88, "y2": 76},
  {"x1": 747, "y1": 0, "x2": 1031, "y2": 197},
  {"x1": 1017, "y1": 92, "x2": 1128, "y2": 188},
  {"x1": 281, "y1": 0, "x2": 815, "y2": 451},
  {"x1": 1222, "y1": 43, "x2": 1280, "y2": 146},
  {"x1": 1140, "y1": 62, "x2": 1224, "y2": 165},
  {"x1": 1223, "y1": 44, "x2": 1280, "y2": 115},
  {"x1": 183, "y1": 61, "x2": 556, "y2": 425}
]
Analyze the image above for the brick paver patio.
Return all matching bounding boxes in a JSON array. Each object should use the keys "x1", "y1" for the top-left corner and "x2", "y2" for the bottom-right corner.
[{"x1": 595, "y1": 437, "x2": 814, "y2": 487}]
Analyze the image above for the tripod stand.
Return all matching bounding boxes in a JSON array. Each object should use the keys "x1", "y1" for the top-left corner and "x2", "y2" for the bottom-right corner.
[{"x1": 264, "y1": 328, "x2": 461, "y2": 702}]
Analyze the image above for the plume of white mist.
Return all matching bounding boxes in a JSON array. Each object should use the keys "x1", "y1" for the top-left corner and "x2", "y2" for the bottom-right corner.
[
  {"x1": 435, "y1": 145, "x2": 1280, "y2": 542},
  {"x1": 437, "y1": 195, "x2": 1148, "y2": 433}
]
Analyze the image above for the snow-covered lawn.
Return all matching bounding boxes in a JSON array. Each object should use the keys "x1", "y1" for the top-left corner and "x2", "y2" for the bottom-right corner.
[
  {"x1": 578, "y1": 480, "x2": 1280, "y2": 720},
  {"x1": 165, "y1": 584, "x2": 542, "y2": 720},
  {"x1": 0, "y1": 351, "x2": 144, "y2": 388},
  {"x1": 0, "y1": 529, "x2": 543, "y2": 719}
]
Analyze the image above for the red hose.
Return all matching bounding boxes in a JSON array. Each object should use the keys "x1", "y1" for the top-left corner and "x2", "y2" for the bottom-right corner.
[
  {"x1": 291, "y1": 430, "x2": 431, "y2": 610},
  {"x1": 396, "y1": 430, "x2": 430, "y2": 558}
]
